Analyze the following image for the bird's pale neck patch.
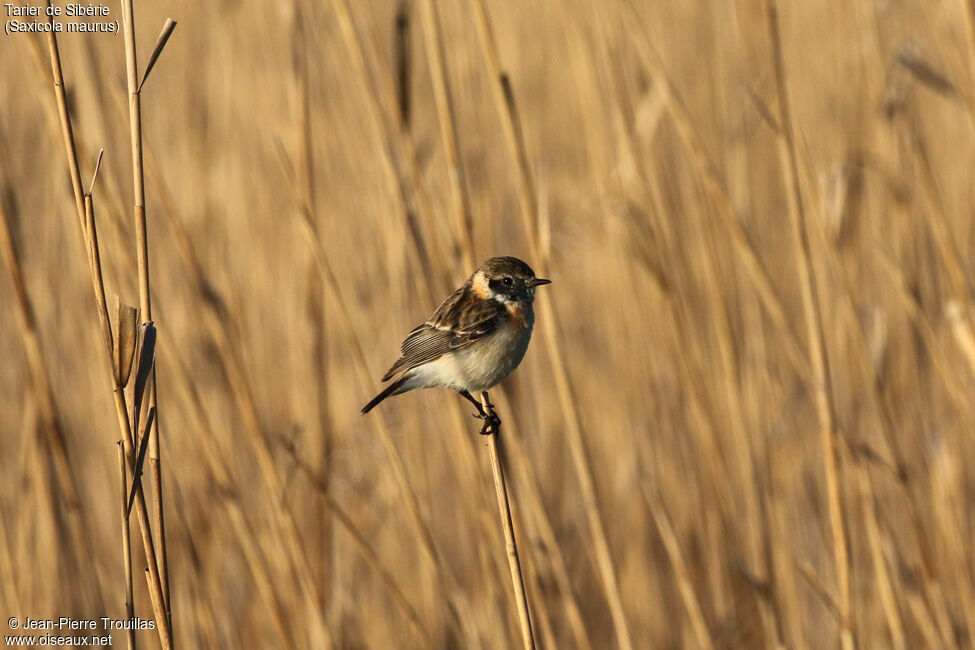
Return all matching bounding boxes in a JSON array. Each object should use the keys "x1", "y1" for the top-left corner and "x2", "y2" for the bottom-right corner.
[{"x1": 471, "y1": 270, "x2": 493, "y2": 300}]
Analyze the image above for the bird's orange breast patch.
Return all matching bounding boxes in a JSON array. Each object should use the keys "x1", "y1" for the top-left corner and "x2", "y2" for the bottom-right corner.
[{"x1": 506, "y1": 303, "x2": 527, "y2": 327}]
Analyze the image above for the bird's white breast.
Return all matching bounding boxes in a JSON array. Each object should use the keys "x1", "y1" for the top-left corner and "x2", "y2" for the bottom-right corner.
[{"x1": 409, "y1": 306, "x2": 535, "y2": 393}]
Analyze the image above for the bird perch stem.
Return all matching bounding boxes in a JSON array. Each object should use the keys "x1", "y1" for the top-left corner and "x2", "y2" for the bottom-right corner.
[{"x1": 480, "y1": 392, "x2": 535, "y2": 650}]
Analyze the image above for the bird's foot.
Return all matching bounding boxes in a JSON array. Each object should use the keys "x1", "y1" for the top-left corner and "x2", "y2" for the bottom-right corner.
[{"x1": 478, "y1": 412, "x2": 501, "y2": 436}]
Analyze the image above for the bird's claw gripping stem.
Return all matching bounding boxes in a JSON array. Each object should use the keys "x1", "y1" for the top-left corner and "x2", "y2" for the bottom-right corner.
[{"x1": 478, "y1": 412, "x2": 501, "y2": 436}]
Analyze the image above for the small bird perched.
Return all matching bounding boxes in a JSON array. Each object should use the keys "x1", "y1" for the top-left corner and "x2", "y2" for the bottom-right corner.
[{"x1": 361, "y1": 256, "x2": 550, "y2": 433}]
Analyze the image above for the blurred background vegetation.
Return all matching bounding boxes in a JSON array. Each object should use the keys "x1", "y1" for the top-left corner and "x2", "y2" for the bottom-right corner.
[{"x1": 1, "y1": 0, "x2": 974, "y2": 647}]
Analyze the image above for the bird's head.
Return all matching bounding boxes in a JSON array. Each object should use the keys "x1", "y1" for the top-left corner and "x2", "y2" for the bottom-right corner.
[{"x1": 473, "y1": 256, "x2": 550, "y2": 305}]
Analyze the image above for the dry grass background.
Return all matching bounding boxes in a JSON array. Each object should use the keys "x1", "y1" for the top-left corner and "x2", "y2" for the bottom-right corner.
[{"x1": 1, "y1": 0, "x2": 975, "y2": 648}]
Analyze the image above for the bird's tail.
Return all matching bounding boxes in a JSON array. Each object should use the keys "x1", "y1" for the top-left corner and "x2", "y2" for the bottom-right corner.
[{"x1": 361, "y1": 375, "x2": 409, "y2": 414}]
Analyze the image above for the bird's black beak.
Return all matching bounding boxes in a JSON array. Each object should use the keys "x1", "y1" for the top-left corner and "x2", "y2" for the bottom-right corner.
[{"x1": 530, "y1": 277, "x2": 551, "y2": 287}]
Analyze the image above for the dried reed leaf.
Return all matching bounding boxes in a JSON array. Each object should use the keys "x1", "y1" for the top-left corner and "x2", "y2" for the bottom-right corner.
[
  {"x1": 138, "y1": 19, "x2": 177, "y2": 92},
  {"x1": 114, "y1": 297, "x2": 139, "y2": 388},
  {"x1": 87, "y1": 149, "x2": 104, "y2": 196},
  {"x1": 131, "y1": 321, "x2": 156, "y2": 438}
]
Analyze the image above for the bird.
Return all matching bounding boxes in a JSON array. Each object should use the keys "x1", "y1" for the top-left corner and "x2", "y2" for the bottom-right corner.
[{"x1": 361, "y1": 256, "x2": 550, "y2": 433}]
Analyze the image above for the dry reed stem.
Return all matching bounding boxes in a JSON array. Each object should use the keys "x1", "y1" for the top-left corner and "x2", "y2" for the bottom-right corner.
[
  {"x1": 763, "y1": 461, "x2": 805, "y2": 650},
  {"x1": 339, "y1": 0, "x2": 531, "y2": 557},
  {"x1": 278, "y1": 104, "x2": 490, "y2": 642},
  {"x1": 117, "y1": 442, "x2": 136, "y2": 650},
  {"x1": 8, "y1": 16, "x2": 102, "y2": 544},
  {"x1": 946, "y1": 301, "x2": 975, "y2": 379},
  {"x1": 418, "y1": 0, "x2": 476, "y2": 270},
  {"x1": 328, "y1": 0, "x2": 437, "y2": 303},
  {"x1": 644, "y1": 243, "x2": 778, "y2": 632},
  {"x1": 765, "y1": 3, "x2": 852, "y2": 648},
  {"x1": 584, "y1": 14, "x2": 778, "y2": 637},
  {"x1": 471, "y1": 4, "x2": 634, "y2": 647},
  {"x1": 198, "y1": 303, "x2": 333, "y2": 645},
  {"x1": 0, "y1": 503, "x2": 18, "y2": 610},
  {"x1": 829, "y1": 259, "x2": 942, "y2": 600},
  {"x1": 804, "y1": 163, "x2": 970, "y2": 643},
  {"x1": 472, "y1": 397, "x2": 554, "y2": 646},
  {"x1": 876, "y1": 251, "x2": 969, "y2": 410},
  {"x1": 164, "y1": 353, "x2": 294, "y2": 647},
  {"x1": 856, "y1": 466, "x2": 907, "y2": 650},
  {"x1": 40, "y1": 5, "x2": 171, "y2": 644},
  {"x1": 963, "y1": 0, "x2": 975, "y2": 133},
  {"x1": 282, "y1": 444, "x2": 432, "y2": 646},
  {"x1": 908, "y1": 132, "x2": 970, "y2": 304},
  {"x1": 586, "y1": 2, "x2": 675, "y2": 255},
  {"x1": 295, "y1": 211, "x2": 477, "y2": 635},
  {"x1": 644, "y1": 486, "x2": 715, "y2": 650},
  {"x1": 655, "y1": 289, "x2": 736, "y2": 517},
  {"x1": 136, "y1": 126, "x2": 340, "y2": 647},
  {"x1": 479, "y1": 393, "x2": 535, "y2": 650},
  {"x1": 137, "y1": 134, "x2": 334, "y2": 645},
  {"x1": 82, "y1": 193, "x2": 117, "y2": 381},
  {"x1": 120, "y1": 0, "x2": 150, "y2": 320},
  {"x1": 119, "y1": 1, "x2": 171, "y2": 625},
  {"x1": 312, "y1": 6, "x2": 503, "y2": 570},
  {"x1": 308, "y1": 33, "x2": 509, "y2": 605},
  {"x1": 88, "y1": 231, "x2": 170, "y2": 649},
  {"x1": 44, "y1": 0, "x2": 85, "y2": 231},
  {"x1": 494, "y1": 389, "x2": 593, "y2": 650},
  {"x1": 687, "y1": 174, "x2": 780, "y2": 645},
  {"x1": 277, "y1": 125, "x2": 479, "y2": 600},
  {"x1": 0, "y1": 177, "x2": 104, "y2": 619},
  {"x1": 500, "y1": 467, "x2": 555, "y2": 649},
  {"x1": 336, "y1": 7, "x2": 508, "y2": 532},
  {"x1": 85, "y1": 194, "x2": 135, "y2": 650},
  {"x1": 38, "y1": 0, "x2": 171, "y2": 636},
  {"x1": 0, "y1": 188, "x2": 75, "y2": 502},
  {"x1": 83, "y1": 190, "x2": 171, "y2": 649},
  {"x1": 903, "y1": 576, "x2": 947, "y2": 648},
  {"x1": 620, "y1": 6, "x2": 809, "y2": 380},
  {"x1": 288, "y1": 16, "x2": 338, "y2": 630}
]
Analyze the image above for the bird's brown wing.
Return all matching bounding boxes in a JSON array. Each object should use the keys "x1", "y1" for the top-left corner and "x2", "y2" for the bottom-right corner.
[{"x1": 381, "y1": 287, "x2": 506, "y2": 381}]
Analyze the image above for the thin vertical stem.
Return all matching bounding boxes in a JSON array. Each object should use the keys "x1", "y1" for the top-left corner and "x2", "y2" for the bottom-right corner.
[
  {"x1": 418, "y1": 0, "x2": 476, "y2": 270},
  {"x1": 766, "y1": 3, "x2": 852, "y2": 648},
  {"x1": 494, "y1": 388, "x2": 593, "y2": 650},
  {"x1": 120, "y1": 0, "x2": 150, "y2": 317},
  {"x1": 947, "y1": 301, "x2": 975, "y2": 379},
  {"x1": 470, "y1": 5, "x2": 634, "y2": 648},
  {"x1": 857, "y1": 467, "x2": 906, "y2": 650},
  {"x1": 44, "y1": 0, "x2": 85, "y2": 231},
  {"x1": 645, "y1": 487, "x2": 715, "y2": 650},
  {"x1": 85, "y1": 193, "x2": 171, "y2": 649},
  {"x1": 0, "y1": 182, "x2": 74, "y2": 505},
  {"x1": 328, "y1": 0, "x2": 436, "y2": 303},
  {"x1": 117, "y1": 442, "x2": 136, "y2": 650},
  {"x1": 480, "y1": 393, "x2": 535, "y2": 650},
  {"x1": 620, "y1": 9, "x2": 808, "y2": 380},
  {"x1": 120, "y1": 0, "x2": 170, "y2": 629}
]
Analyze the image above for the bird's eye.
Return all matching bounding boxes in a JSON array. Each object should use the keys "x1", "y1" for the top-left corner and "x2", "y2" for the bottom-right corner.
[{"x1": 502, "y1": 277, "x2": 513, "y2": 285}]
